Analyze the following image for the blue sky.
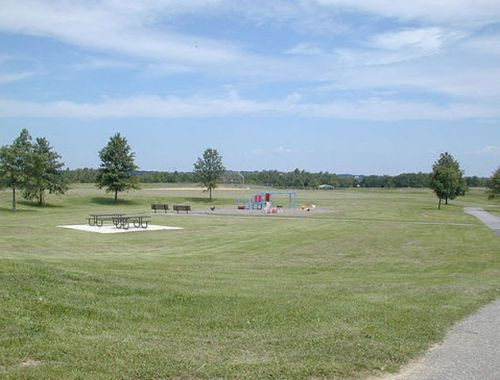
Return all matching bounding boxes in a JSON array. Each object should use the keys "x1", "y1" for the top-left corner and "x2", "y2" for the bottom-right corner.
[{"x1": 1, "y1": 1, "x2": 499, "y2": 175}]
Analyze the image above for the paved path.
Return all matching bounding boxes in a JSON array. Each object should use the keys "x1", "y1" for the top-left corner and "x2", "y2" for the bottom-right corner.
[
  {"x1": 464, "y1": 208, "x2": 500, "y2": 236},
  {"x1": 380, "y1": 299, "x2": 500, "y2": 380}
]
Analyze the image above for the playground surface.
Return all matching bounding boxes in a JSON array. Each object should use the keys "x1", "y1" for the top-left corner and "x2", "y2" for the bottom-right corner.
[
  {"x1": 159, "y1": 207, "x2": 334, "y2": 217},
  {"x1": 0, "y1": 185, "x2": 499, "y2": 379}
]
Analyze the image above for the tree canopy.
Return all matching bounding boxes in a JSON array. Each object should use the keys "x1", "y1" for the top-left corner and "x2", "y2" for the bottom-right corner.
[
  {"x1": 487, "y1": 167, "x2": 500, "y2": 199},
  {"x1": 430, "y1": 152, "x2": 467, "y2": 209},
  {"x1": 96, "y1": 133, "x2": 139, "y2": 202},
  {"x1": 23, "y1": 137, "x2": 68, "y2": 205},
  {"x1": 0, "y1": 129, "x2": 33, "y2": 210},
  {"x1": 193, "y1": 148, "x2": 225, "y2": 201}
]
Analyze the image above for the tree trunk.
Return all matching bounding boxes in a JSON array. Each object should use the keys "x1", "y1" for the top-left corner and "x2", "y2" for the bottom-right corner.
[
  {"x1": 114, "y1": 190, "x2": 118, "y2": 203},
  {"x1": 438, "y1": 198, "x2": 442, "y2": 209},
  {"x1": 12, "y1": 187, "x2": 16, "y2": 212},
  {"x1": 209, "y1": 187, "x2": 212, "y2": 202},
  {"x1": 39, "y1": 190, "x2": 44, "y2": 206},
  {"x1": 445, "y1": 196, "x2": 448, "y2": 205}
]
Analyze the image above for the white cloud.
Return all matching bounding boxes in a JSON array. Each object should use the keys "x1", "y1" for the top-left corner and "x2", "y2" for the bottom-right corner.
[
  {"x1": 319, "y1": 52, "x2": 500, "y2": 99},
  {"x1": 0, "y1": 0, "x2": 247, "y2": 69},
  {"x1": 219, "y1": 1, "x2": 349, "y2": 35},
  {"x1": 251, "y1": 148, "x2": 265, "y2": 156},
  {"x1": 1, "y1": 0, "x2": 500, "y2": 111},
  {"x1": 274, "y1": 146, "x2": 293, "y2": 154},
  {"x1": 0, "y1": 71, "x2": 34, "y2": 84},
  {"x1": 73, "y1": 58, "x2": 136, "y2": 71},
  {"x1": 370, "y1": 28, "x2": 464, "y2": 53},
  {"x1": 0, "y1": 93, "x2": 498, "y2": 121},
  {"x1": 462, "y1": 34, "x2": 500, "y2": 57},
  {"x1": 313, "y1": 0, "x2": 500, "y2": 25},
  {"x1": 329, "y1": 28, "x2": 467, "y2": 70},
  {"x1": 0, "y1": 1, "x2": 334, "y2": 81},
  {"x1": 475, "y1": 145, "x2": 500, "y2": 155},
  {"x1": 286, "y1": 43, "x2": 325, "y2": 56},
  {"x1": 0, "y1": 94, "x2": 274, "y2": 119}
]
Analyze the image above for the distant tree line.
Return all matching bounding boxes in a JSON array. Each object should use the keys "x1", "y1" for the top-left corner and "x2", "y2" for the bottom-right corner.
[
  {"x1": 63, "y1": 168, "x2": 195, "y2": 184},
  {"x1": 62, "y1": 167, "x2": 490, "y2": 189}
]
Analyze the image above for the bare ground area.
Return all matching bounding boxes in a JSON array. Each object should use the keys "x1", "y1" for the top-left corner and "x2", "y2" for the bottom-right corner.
[{"x1": 158, "y1": 207, "x2": 334, "y2": 217}]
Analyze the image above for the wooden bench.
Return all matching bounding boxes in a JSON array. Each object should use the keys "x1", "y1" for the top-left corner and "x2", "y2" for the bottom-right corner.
[
  {"x1": 151, "y1": 203, "x2": 168, "y2": 213},
  {"x1": 173, "y1": 205, "x2": 191, "y2": 214}
]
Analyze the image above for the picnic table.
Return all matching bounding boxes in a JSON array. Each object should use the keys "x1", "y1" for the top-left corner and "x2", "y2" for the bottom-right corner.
[
  {"x1": 114, "y1": 215, "x2": 151, "y2": 229},
  {"x1": 88, "y1": 214, "x2": 151, "y2": 229},
  {"x1": 88, "y1": 214, "x2": 124, "y2": 227}
]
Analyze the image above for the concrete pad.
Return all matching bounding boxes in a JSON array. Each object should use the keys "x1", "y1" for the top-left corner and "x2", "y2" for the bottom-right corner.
[{"x1": 58, "y1": 224, "x2": 183, "y2": 234}]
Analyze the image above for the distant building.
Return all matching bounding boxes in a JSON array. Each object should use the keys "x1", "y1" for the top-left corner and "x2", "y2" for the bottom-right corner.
[{"x1": 318, "y1": 184, "x2": 334, "y2": 190}]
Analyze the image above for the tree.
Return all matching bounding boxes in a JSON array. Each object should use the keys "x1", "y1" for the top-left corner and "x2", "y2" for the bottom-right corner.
[
  {"x1": 487, "y1": 167, "x2": 500, "y2": 199},
  {"x1": 23, "y1": 137, "x2": 68, "y2": 206},
  {"x1": 96, "y1": 133, "x2": 139, "y2": 202},
  {"x1": 430, "y1": 152, "x2": 467, "y2": 209},
  {"x1": 0, "y1": 129, "x2": 33, "y2": 211},
  {"x1": 193, "y1": 148, "x2": 225, "y2": 201}
]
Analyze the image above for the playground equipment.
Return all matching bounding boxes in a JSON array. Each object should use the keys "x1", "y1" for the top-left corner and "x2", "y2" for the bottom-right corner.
[{"x1": 236, "y1": 191, "x2": 298, "y2": 210}]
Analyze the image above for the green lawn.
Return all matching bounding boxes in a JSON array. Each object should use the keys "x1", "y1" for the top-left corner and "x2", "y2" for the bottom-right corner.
[{"x1": 0, "y1": 185, "x2": 499, "y2": 379}]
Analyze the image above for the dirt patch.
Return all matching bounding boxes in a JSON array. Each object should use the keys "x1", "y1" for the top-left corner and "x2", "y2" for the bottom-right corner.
[
  {"x1": 366, "y1": 344, "x2": 442, "y2": 380},
  {"x1": 19, "y1": 359, "x2": 41, "y2": 368}
]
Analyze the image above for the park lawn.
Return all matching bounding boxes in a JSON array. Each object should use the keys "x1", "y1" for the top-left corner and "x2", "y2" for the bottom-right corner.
[
  {"x1": 0, "y1": 185, "x2": 499, "y2": 379},
  {"x1": 484, "y1": 206, "x2": 500, "y2": 216}
]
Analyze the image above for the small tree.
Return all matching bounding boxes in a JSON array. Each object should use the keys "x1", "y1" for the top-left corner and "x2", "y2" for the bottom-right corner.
[
  {"x1": 430, "y1": 152, "x2": 466, "y2": 209},
  {"x1": 194, "y1": 148, "x2": 225, "y2": 201},
  {"x1": 23, "y1": 137, "x2": 68, "y2": 206},
  {"x1": 430, "y1": 166, "x2": 459, "y2": 209},
  {"x1": 96, "y1": 133, "x2": 139, "y2": 202},
  {"x1": 0, "y1": 129, "x2": 33, "y2": 211},
  {"x1": 487, "y1": 167, "x2": 500, "y2": 199}
]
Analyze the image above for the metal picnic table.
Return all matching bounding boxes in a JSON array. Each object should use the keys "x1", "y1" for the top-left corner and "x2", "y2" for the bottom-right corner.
[
  {"x1": 114, "y1": 215, "x2": 151, "y2": 229},
  {"x1": 88, "y1": 214, "x2": 125, "y2": 227}
]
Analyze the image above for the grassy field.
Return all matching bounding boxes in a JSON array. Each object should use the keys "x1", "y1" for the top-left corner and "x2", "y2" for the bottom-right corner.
[{"x1": 0, "y1": 185, "x2": 499, "y2": 379}]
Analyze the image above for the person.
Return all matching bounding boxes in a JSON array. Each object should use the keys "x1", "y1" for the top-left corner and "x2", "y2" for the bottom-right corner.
[{"x1": 263, "y1": 201, "x2": 271, "y2": 213}]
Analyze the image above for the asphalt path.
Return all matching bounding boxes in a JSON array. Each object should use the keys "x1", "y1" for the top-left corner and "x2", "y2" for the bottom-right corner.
[{"x1": 464, "y1": 207, "x2": 500, "y2": 236}]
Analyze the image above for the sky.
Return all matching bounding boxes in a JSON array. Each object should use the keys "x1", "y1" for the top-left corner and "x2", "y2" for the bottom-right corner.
[{"x1": 0, "y1": 0, "x2": 499, "y2": 176}]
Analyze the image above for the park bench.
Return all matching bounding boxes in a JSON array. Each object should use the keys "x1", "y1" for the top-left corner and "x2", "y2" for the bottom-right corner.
[
  {"x1": 173, "y1": 204, "x2": 191, "y2": 214},
  {"x1": 151, "y1": 203, "x2": 169, "y2": 213},
  {"x1": 88, "y1": 214, "x2": 125, "y2": 227},
  {"x1": 114, "y1": 215, "x2": 151, "y2": 229}
]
